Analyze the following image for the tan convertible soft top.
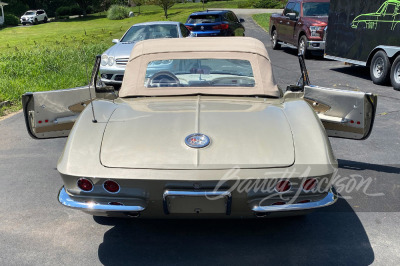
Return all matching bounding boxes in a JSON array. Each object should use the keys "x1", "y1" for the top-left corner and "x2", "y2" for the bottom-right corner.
[{"x1": 119, "y1": 37, "x2": 280, "y2": 97}]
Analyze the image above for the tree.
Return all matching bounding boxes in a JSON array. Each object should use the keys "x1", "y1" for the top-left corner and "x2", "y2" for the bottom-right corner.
[
  {"x1": 75, "y1": 0, "x2": 103, "y2": 15},
  {"x1": 4, "y1": 0, "x2": 29, "y2": 16},
  {"x1": 75, "y1": 0, "x2": 91, "y2": 15},
  {"x1": 151, "y1": 0, "x2": 175, "y2": 18},
  {"x1": 41, "y1": 0, "x2": 75, "y2": 17},
  {"x1": 131, "y1": 0, "x2": 144, "y2": 14}
]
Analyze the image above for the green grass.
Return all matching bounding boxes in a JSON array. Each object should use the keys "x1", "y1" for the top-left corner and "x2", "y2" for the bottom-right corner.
[
  {"x1": 0, "y1": 1, "x2": 247, "y2": 114},
  {"x1": 252, "y1": 13, "x2": 271, "y2": 32}
]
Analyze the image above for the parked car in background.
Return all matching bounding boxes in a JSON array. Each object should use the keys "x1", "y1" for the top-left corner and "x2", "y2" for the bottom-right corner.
[
  {"x1": 269, "y1": 0, "x2": 330, "y2": 57},
  {"x1": 100, "y1": 21, "x2": 190, "y2": 86},
  {"x1": 20, "y1": 9, "x2": 48, "y2": 25},
  {"x1": 185, "y1": 10, "x2": 245, "y2": 37},
  {"x1": 22, "y1": 37, "x2": 377, "y2": 219}
]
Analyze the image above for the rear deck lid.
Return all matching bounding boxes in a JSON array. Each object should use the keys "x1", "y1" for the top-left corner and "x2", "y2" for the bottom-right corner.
[{"x1": 100, "y1": 97, "x2": 295, "y2": 169}]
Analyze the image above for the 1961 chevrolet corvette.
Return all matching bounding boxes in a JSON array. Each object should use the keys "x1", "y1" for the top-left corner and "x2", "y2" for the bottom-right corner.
[{"x1": 22, "y1": 37, "x2": 377, "y2": 218}]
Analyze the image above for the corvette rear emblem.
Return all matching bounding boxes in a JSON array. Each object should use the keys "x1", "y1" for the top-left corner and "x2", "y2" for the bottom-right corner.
[
  {"x1": 201, "y1": 26, "x2": 204, "y2": 31},
  {"x1": 185, "y1": 133, "x2": 210, "y2": 148}
]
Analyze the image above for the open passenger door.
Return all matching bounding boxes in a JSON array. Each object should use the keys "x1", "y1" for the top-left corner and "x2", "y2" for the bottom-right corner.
[
  {"x1": 22, "y1": 56, "x2": 117, "y2": 139},
  {"x1": 304, "y1": 85, "x2": 377, "y2": 139},
  {"x1": 289, "y1": 54, "x2": 377, "y2": 140}
]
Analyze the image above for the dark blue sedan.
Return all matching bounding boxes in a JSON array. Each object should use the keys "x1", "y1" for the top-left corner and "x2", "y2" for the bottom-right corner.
[{"x1": 185, "y1": 10, "x2": 245, "y2": 37}]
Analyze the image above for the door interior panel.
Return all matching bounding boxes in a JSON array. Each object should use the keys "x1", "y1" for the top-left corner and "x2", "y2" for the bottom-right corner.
[
  {"x1": 22, "y1": 55, "x2": 118, "y2": 139},
  {"x1": 304, "y1": 85, "x2": 377, "y2": 140},
  {"x1": 22, "y1": 86, "x2": 95, "y2": 139}
]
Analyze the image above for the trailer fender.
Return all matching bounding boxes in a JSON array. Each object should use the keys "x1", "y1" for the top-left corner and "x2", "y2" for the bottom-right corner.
[{"x1": 367, "y1": 46, "x2": 400, "y2": 66}]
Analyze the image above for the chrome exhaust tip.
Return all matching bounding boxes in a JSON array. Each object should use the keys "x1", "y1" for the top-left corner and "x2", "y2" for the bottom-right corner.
[
  {"x1": 124, "y1": 212, "x2": 140, "y2": 218},
  {"x1": 254, "y1": 212, "x2": 270, "y2": 218}
]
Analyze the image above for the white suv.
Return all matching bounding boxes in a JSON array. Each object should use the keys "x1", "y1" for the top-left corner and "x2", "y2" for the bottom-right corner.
[{"x1": 20, "y1": 10, "x2": 48, "y2": 25}]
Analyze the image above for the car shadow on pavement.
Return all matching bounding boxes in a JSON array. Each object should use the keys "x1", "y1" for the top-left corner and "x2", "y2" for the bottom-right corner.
[
  {"x1": 280, "y1": 47, "x2": 328, "y2": 61},
  {"x1": 329, "y1": 65, "x2": 393, "y2": 87},
  {"x1": 95, "y1": 200, "x2": 374, "y2": 265},
  {"x1": 338, "y1": 159, "x2": 400, "y2": 174},
  {"x1": 336, "y1": 159, "x2": 400, "y2": 213}
]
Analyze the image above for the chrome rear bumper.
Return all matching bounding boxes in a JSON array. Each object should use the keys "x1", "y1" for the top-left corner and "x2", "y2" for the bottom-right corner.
[
  {"x1": 58, "y1": 186, "x2": 337, "y2": 217},
  {"x1": 251, "y1": 187, "x2": 337, "y2": 213},
  {"x1": 58, "y1": 187, "x2": 145, "y2": 213}
]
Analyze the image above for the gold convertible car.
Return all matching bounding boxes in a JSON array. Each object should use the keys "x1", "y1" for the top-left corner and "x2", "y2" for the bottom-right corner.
[{"x1": 22, "y1": 37, "x2": 377, "y2": 218}]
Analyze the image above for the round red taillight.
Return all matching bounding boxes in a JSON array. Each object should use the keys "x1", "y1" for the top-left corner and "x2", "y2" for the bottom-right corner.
[
  {"x1": 298, "y1": 199, "x2": 311, "y2": 204},
  {"x1": 272, "y1": 201, "x2": 286, "y2": 206},
  {"x1": 275, "y1": 180, "x2": 291, "y2": 193},
  {"x1": 103, "y1": 180, "x2": 120, "y2": 193},
  {"x1": 77, "y1": 178, "x2": 93, "y2": 192},
  {"x1": 303, "y1": 178, "x2": 317, "y2": 191}
]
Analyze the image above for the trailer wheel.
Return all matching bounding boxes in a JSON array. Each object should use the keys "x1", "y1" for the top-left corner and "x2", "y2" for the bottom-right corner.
[
  {"x1": 271, "y1": 29, "x2": 281, "y2": 50},
  {"x1": 370, "y1": 50, "x2": 391, "y2": 85},
  {"x1": 390, "y1": 55, "x2": 400, "y2": 91}
]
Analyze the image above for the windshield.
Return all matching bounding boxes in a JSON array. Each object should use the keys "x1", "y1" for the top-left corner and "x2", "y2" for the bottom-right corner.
[
  {"x1": 24, "y1": 11, "x2": 36, "y2": 16},
  {"x1": 187, "y1": 15, "x2": 221, "y2": 24},
  {"x1": 303, "y1": 2, "x2": 330, "y2": 17},
  {"x1": 145, "y1": 59, "x2": 255, "y2": 88},
  {"x1": 121, "y1": 24, "x2": 179, "y2": 42}
]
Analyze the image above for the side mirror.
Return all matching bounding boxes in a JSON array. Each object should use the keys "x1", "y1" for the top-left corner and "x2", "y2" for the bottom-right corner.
[
  {"x1": 286, "y1": 13, "x2": 298, "y2": 21},
  {"x1": 112, "y1": 39, "x2": 119, "y2": 44},
  {"x1": 286, "y1": 84, "x2": 303, "y2": 92},
  {"x1": 102, "y1": 85, "x2": 117, "y2": 92},
  {"x1": 95, "y1": 83, "x2": 119, "y2": 99},
  {"x1": 239, "y1": 18, "x2": 245, "y2": 23}
]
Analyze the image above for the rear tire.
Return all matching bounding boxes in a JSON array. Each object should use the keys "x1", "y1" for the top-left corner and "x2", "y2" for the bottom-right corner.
[
  {"x1": 370, "y1": 50, "x2": 391, "y2": 85},
  {"x1": 271, "y1": 29, "x2": 281, "y2": 50},
  {"x1": 390, "y1": 55, "x2": 400, "y2": 91},
  {"x1": 44, "y1": 17, "x2": 48, "y2": 23}
]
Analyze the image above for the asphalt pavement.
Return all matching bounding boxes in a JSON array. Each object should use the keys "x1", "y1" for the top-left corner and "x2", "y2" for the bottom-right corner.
[{"x1": 0, "y1": 15, "x2": 399, "y2": 265}]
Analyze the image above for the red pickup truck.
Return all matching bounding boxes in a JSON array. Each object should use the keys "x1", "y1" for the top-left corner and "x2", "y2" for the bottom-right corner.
[{"x1": 269, "y1": 0, "x2": 330, "y2": 57}]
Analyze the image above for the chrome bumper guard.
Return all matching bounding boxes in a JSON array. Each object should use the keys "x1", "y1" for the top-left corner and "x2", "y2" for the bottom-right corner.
[
  {"x1": 58, "y1": 187, "x2": 146, "y2": 213},
  {"x1": 307, "y1": 40, "x2": 325, "y2": 50},
  {"x1": 251, "y1": 187, "x2": 337, "y2": 213}
]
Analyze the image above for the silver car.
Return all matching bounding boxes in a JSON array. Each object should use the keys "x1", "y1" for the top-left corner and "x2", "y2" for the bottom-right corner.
[{"x1": 100, "y1": 21, "x2": 191, "y2": 86}]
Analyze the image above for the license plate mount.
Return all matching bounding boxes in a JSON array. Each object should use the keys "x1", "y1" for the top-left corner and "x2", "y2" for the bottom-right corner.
[{"x1": 163, "y1": 190, "x2": 232, "y2": 215}]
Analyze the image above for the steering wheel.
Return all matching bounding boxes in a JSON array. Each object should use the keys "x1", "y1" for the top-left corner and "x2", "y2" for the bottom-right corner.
[{"x1": 146, "y1": 71, "x2": 180, "y2": 87}]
